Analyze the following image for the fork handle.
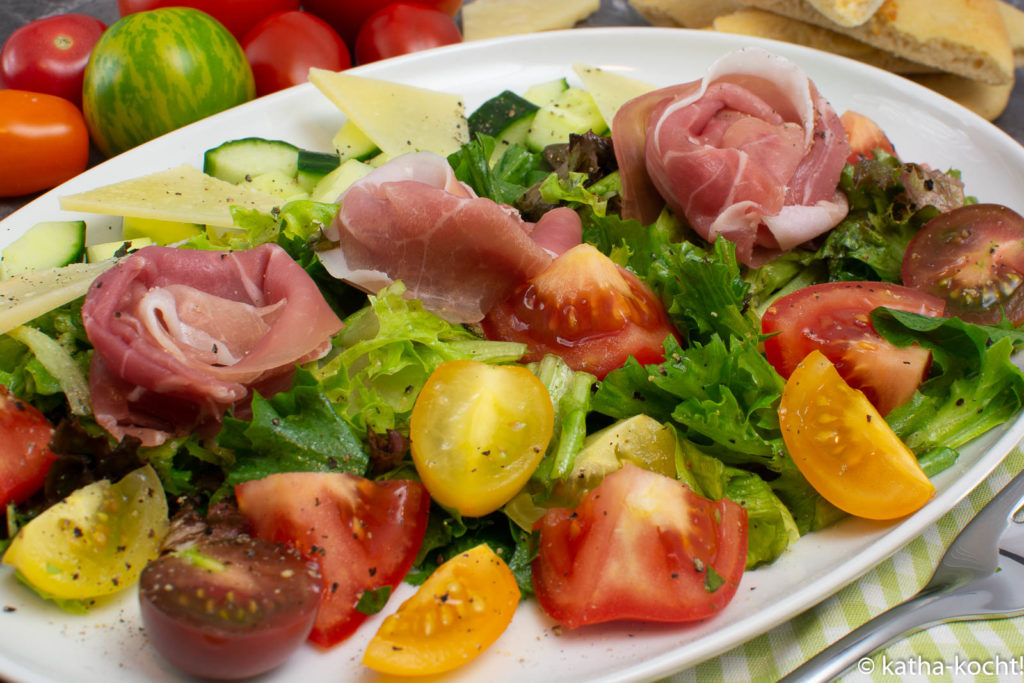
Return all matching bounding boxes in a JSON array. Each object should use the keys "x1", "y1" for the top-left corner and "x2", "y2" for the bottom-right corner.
[{"x1": 778, "y1": 585, "x2": 960, "y2": 683}]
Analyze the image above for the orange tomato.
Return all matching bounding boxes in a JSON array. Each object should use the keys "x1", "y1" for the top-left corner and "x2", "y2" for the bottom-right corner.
[
  {"x1": 778, "y1": 349, "x2": 934, "y2": 520},
  {"x1": 363, "y1": 543, "x2": 520, "y2": 676},
  {"x1": 0, "y1": 89, "x2": 90, "y2": 197}
]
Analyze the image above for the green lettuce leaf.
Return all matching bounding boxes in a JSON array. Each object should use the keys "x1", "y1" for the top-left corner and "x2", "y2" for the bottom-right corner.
[
  {"x1": 312, "y1": 282, "x2": 526, "y2": 438},
  {"x1": 221, "y1": 368, "x2": 369, "y2": 485}
]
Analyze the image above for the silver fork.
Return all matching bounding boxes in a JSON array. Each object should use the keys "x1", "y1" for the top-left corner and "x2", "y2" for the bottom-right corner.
[{"x1": 779, "y1": 467, "x2": 1024, "y2": 683}]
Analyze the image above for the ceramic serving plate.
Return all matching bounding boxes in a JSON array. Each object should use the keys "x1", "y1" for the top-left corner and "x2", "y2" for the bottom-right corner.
[{"x1": 2, "y1": 27, "x2": 1024, "y2": 683}]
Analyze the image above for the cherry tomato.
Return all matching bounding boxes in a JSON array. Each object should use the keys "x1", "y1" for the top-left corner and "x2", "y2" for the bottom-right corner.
[
  {"x1": 0, "y1": 13, "x2": 106, "y2": 107},
  {"x1": 139, "y1": 537, "x2": 322, "y2": 680},
  {"x1": 363, "y1": 543, "x2": 520, "y2": 675},
  {"x1": 116, "y1": 0, "x2": 300, "y2": 40},
  {"x1": 410, "y1": 360, "x2": 554, "y2": 518},
  {"x1": 0, "y1": 386, "x2": 58, "y2": 507},
  {"x1": 242, "y1": 10, "x2": 350, "y2": 97},
  {"x1": 235, "y1": 472, "x2": 430, "y2": 647},
  {"x1": 778, "y1": 349, "x2": 935, "y2": 519},
  {"x1": 532, "y1": 463, "x2": 747, "y2": 628},
  {"x1": 839, "y1": 110, "x2": 896, "y2": 165},
  {"x1": 354, "y1": 2, "x2": 462, "y2": 65},
  {"x1": 761, "y1": 281, "x2": 946, "y2": 417},
  {"x1": 902, "y1": 203, "x2": 1024, "y2": 326},
  {"x1": 0, "y1": 89, "x2": 90, "y2": 198},
  {"x1": 482, "y1": 243, "x2": 679, "y2": 380},
  {"x1": 303, "y1": 0, "x2": 463, "y2": 47},
  {"x1": 2, "y1": 465, "x2": 168, "y2": 600}
]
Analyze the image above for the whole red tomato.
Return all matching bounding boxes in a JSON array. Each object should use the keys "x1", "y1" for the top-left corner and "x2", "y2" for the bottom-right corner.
[
  {"x1": 117, "y1": 0, "x2": 300, "y2": 40},
  {"x1": 243, "y1": 11, "x2": 351, "y2": 96},
  {"x1": 0, "y1": 14, "x2": 107, "y2": 107},
  {"x1": 355, "y1": 2, "x2": 462, "y2": 65},
  {"x1": 303, "y1": 0, "x2": 462, "y2": 47},
  {"x1": 0, "y1": 90, "x2": 90, "y2": 197}
]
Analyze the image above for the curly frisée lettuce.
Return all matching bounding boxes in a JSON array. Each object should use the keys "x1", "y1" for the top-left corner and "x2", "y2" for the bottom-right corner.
[{"x1": 312, "y1": 283, "x2": 527, "y2": 439}]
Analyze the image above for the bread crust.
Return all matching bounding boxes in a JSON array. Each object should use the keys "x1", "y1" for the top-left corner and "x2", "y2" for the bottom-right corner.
[{"x1": 739, "y1": 0, "x2": 1014, "y2": 85}]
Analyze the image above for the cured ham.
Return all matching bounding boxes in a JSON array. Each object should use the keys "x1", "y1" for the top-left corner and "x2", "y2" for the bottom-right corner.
[
  {"x1": 317, "y1": 152, "x2": 582, "y2": 323},
  {"x1": 614, "y1": 48, "x2": 851, "y2": 265},
  {"x1": 82, "y1": 244, "x2": 342, "y2": 446}
]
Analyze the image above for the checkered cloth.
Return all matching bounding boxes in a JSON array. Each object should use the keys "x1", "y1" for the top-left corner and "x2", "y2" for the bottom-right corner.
[{"x1": 668, "y1": 450, "x2": 1024, "y2": 682}]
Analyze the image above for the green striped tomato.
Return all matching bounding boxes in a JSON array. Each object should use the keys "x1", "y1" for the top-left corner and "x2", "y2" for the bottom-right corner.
[{"x1": 82, "y1": 7, "x2": 255, "y2": 157}]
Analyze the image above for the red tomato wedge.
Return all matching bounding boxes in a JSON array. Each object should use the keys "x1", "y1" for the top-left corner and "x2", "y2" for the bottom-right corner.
[
  {"x1": 235, "y1": 472, "x2": 430, "y2": 647},
  {"x1": 532, "y1": 463, "x2": 747, "y2": 628},
  {"x1": 0, "y1": 385, "x2": 58, "y2": 507},
  {"x1": 902, "y1": 203, "x2": 1024, "y2": 326},
  {"x1": 839, "y1": 110, "x2": 896, "y2": 165},
  {"x1": 761, "y1": 281, "x2": 945, "y2": 417},
  {"x1": 481, "y1": 243, "x2": 678, "y2": 379}
]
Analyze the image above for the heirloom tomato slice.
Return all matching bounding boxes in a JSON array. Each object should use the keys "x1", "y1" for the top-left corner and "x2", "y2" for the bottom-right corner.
[
  {"x1": 532, "y1": 463, "x2": 747, "y2": 628},
  {"x1": 234, "y1": 472, "x2": 430, "y2": 647},
  {"x1": 139, "y1": 536, "x2": 322, "y2": 680},
  {"x1": 363, "y1": 543, "x2": 520, "y2": 676},
  {"x1": 410, "y1": 360, "x2": 553, "y2": 517},
  {"x1": 778, "y1": 350, "x2": 934, "y2": 520},
  {"x1": 3, "y1": 465, "x2": 168, "y2": 600},
  {"x1": 902, "y1": 203, "x2": 1024, "y2": 326},
  {"x1": 761, "y1": 281, "x2": 945, "y2": 416},
  {"x1": 482, "y1": 243, "x2": 677, "y2": 379}
]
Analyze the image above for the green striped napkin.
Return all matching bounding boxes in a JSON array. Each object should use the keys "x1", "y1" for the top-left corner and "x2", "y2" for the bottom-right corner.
[{"x1": 669, "y1": 449, "x2": 1024, "y2": 682}]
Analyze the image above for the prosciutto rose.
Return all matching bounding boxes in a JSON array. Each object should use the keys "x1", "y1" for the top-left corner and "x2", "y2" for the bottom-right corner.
[
  {"x1": 82, "y1": 244, "x2": 343, "y2": 446},
  {"x1": 316, "y1": 151, "x2": 582, "y2": 323},
  {"x1": 614, "y1": 48, "x2": 851, "y2": 266}
]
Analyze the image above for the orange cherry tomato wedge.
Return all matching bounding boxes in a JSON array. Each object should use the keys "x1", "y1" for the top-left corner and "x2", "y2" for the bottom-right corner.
[
  {"x1": 778, "y1": 349, "x2": 934, "y2": 520},
  {"x1": 362, "y1": 543, "x2": 520, "y2": 676}
]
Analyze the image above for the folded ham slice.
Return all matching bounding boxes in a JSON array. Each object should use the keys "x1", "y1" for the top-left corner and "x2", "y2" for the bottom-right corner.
[
  {"x1": 82, "y1": 244, "x2": 342, "y2": 446},
  {"x1": 317, "y1": 152, "x2": 582, "y2": 323},
  {"x1": 614, "y1": 48, "x2": 851, "y2": 266}
]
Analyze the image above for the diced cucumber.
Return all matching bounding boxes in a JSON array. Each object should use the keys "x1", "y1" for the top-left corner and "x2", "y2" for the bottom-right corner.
[
  {"x1": 204, "y1": 138, "x2": 301, "y2": 184},
  {"x1": 469, "y1": 90, "x2": 539, "y2": 137},
  {"x1": 296, "y1": 149, "x2": 342, "y2": 192},
  {"x1": 526, "y1": 86, "x2": 607, "y2": 152},
  {"x1": 122, "y1": 216, "x2": 202, "y2": 244},
  {"x1": 1, "y1": 220, "x2": 86, "y2": 279},
  {"x1": 310, "y1": 159, "x2": 375, "y2": 203},
  {"x1": 238, "y1": 170, "x2": 309, "y2": 201},
  {"x1": 523, "y1": 77, "x2": 569, "y2": 107},
  {"x1": 469, "y1": 90, "x2": 541, "y2": 165},
  {"x1": 86, "y1": 238, "x2": 154, "y2": 263},
  {"x1": 332, "y1": 120, "x2": 380, "y2": 162}
]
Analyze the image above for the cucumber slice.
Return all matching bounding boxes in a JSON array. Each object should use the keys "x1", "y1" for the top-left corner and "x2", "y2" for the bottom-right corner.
[
  {"x1": 469, "y1": 90, "x2": 541, "y2": 165},
  {"x1": 122, "y1": 216, "x2": 202, "y2": 244},
  {"x1": 204, "y1": 138, "x2": 301, "y2": 184},
  {"x1": 523, "y1": 77, "x2": 569, "y2": 107},
  {"x1": 1, "y1": 220, "x2": 86, "y2": 279},
  {"x1": 86, "y1": 238, "x2": 154, "y2": 263},
  {"x1": 526, "y1": 87, "x2": 607, "y2": 152},
  {"x1": 469, "y1": 90, "x2": 539, "y2": 137},
  {"x1": 296, "y1": 149, "x2": 342, "y2": 192},
  {"x1": 238, "y1": 170, "x2": 308, "y2": 201},
  {"x1": 332, "y1": 120, "x2": 381, "y2": 163},
  {"x1": 310, "y1": 159, "x2": 375, "y2": 203}
]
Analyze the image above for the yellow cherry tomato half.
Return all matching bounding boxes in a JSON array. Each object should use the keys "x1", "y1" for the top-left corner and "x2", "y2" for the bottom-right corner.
[
  {"x1": 363, "y1": 543, "x2": 521, "y2": 676},
  {"x1": 3, "y1": 465, "x2": 168, "y2": 600},
  {"x1": 778, "y1": 349, "x2": 934, "y2": 520},
  {"x1": 410, "y1": 360, "x2": 554, "y2": 517}
]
